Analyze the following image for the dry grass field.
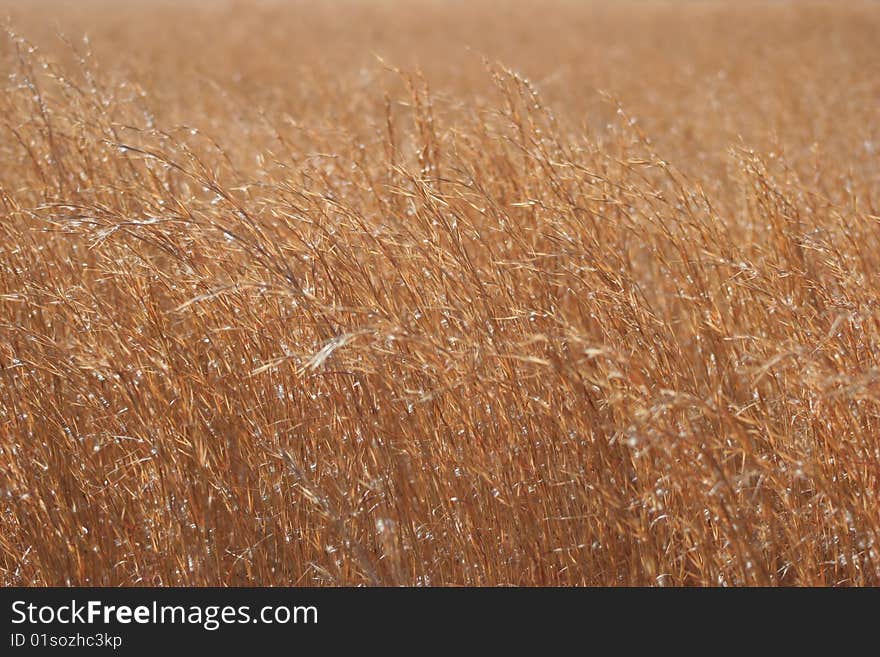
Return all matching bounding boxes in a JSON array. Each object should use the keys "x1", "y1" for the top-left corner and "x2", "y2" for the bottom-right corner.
[{"x1": 1, "y1": 0, "x2": 879, "y2": 586}]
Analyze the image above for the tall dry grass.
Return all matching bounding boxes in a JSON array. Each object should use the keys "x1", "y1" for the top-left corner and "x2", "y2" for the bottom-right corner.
[{"x1": 1, "y1": 0, "x2": 879, "y2": 585}]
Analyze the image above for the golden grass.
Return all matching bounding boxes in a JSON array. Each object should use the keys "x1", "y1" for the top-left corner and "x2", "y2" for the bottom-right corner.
[{"x1": 1, "y1": 0, "x2": 879, "y2": 585}]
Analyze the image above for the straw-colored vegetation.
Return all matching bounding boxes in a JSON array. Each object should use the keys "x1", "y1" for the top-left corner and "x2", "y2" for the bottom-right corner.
[{"x1": 1, "y1": 0, "x2": 879, "y2": 585}]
